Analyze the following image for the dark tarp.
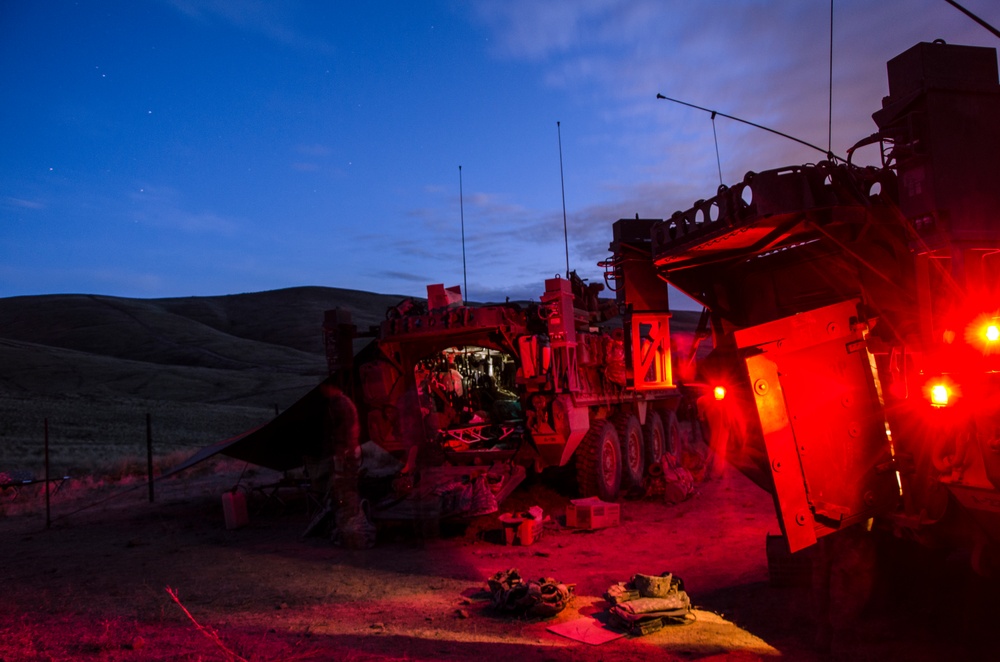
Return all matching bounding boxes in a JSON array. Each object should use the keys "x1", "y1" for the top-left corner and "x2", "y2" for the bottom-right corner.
[
  {"x1": 159, "y1": 377, "x2": 529, "y2": 521},
  {"x1": 160, "y1": 381, "x2": 328, "y2": 479}
]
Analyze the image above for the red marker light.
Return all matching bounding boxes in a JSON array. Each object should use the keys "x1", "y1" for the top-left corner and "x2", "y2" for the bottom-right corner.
[
  {"x1": 713, "y1": 385, "x2": 726, "y2": 400},
  {"x1": 925, "y1": 378, "x2": 960, "y2": 408},
  {"x1": 964, "y1": 313, "x2": 1000, "y2": 353},
  {"x1": 929, "y1": 384, "x2": 950, "y2": 407}
]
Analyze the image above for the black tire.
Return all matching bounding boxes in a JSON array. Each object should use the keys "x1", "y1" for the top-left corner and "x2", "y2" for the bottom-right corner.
[
  {"x1": 615, "y1": 413, "x2": 644, "y2": 490},
  {"x1": 665, "y1": 410, "x2": 682, "y2": 460},
  {"x1": 643, "y1": 411, "x2": 666, "y2": 468},
  {"x1": 576, "y1": 420, "x2": 621, "y2": 501}
]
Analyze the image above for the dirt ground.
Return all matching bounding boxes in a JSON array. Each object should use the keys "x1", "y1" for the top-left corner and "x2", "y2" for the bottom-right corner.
[{"x1": 1, "y1": 450, "x2": 995, "y2": 662}]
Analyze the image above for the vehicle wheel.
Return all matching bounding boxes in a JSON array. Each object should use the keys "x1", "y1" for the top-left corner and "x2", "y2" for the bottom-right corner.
[
  {"x1": 615, "y1": 413, "x2": 645, "y2": 490},
  {"x1": 576, "y1": 420, "x2": 621, "y2": 501},
  {"x1": 644, "y1": 411, "x2": 666, "y2": 468},
  {"x1": 665, "y1": 410, "x2": 682, "y2": 460}
]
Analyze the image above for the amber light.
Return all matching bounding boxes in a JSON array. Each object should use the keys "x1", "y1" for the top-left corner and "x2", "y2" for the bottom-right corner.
[{"x1": 713, "y1": 385, "x2": 726, "y2": 400}]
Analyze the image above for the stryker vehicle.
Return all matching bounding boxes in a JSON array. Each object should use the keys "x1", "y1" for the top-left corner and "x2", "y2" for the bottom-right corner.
[
  {"x1": 326, "y1": 274, "x2": 692, "y2": 509},
  {"x1": 608, "y1": 41, "x2": 1000, "y2": 572}
]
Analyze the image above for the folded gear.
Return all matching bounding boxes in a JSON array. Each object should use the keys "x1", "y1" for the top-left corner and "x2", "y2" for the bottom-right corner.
[{"x1": 604, "y1": 571, "x2": 694, "y2": 635}]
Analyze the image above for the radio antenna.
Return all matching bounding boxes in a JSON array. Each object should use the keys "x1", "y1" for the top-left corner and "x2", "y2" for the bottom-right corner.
[
  {"x1": 459, "y1": 165, "x2": 467, "y2": 301},
  {"x1": 828, "y1": 0, "x2": 834, "y2": 154},
  {"x1": 944, "y1": 0, "x2": 1000, "y2": 39},
  {"x1": 710, "y1": 111, "x2": 723, "y2": 186},
  {"x1": 656, "y1": 93, "x2": 842, "y2": 162},
  {"x1": 557, "y1": 121, "x2": 570, "y2": 278}
]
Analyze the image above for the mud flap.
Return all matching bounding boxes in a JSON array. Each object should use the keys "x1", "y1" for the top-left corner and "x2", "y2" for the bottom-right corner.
[{"x1": 736, "y1": 300, "x2": 900, "y2": 552}]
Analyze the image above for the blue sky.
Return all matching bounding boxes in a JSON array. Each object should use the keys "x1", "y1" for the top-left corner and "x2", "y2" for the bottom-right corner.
[{"x1": 2, "y1": 1, "x2": 997, "y2": 308}]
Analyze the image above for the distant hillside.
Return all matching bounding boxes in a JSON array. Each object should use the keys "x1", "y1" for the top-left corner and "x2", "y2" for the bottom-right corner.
[
  {"x1": 0, "y1": 286, "x2": 408, "y2": 372},
  {"x1": 0, "y1": 286, "x2": 409, "y2": 471},
  {"x1": 0, "y1": 286, "x2": 706, "y2": 473}
]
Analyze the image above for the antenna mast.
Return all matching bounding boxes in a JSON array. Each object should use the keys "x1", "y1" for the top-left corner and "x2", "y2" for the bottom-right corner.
[
  {"x1": 459, "y1": 165, "x2": 467, "y2": 300},
  {"x1": 557, "y1": 121, "x2": 570, "y2": 278},
  {"x1": 828, "y1": 0, "x2": 834, "y2": 154}
]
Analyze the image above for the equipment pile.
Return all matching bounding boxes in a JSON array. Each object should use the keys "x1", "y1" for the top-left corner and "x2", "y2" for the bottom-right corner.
[
  {"x1": 487, "y1": 568, "x2": 575, "y2": 618},
  {"x1": 604, "y1": 572, "x2": 693, "y2": 635}
]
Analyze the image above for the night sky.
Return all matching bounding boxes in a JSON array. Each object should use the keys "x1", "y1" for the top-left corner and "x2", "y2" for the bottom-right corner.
[{"x1": 2, "y1": 1, "x2": 997, "y2": 308}]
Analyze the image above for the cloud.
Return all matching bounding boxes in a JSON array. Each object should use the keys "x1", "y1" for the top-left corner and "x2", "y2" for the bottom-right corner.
[
  {"x1": 129, "y1": 185, "x2": 242, "y2": 236},
  {"x1": 288, "y1": 144, "x2": 338, "y2": 175},
  {"x1": 473, "y1": 0, "x2": 997, "y2": 165},
  {"x1": 471, "y1": 0, "x2": 625, "y2": 60},
  {"x1": 164, "y1": 0, "x2": 332, "y2": 53},
  {"x1": 295, "y1": 144, "x2": 332, "y2": 157},
  {"x1": 4, "y1": 197, "x2": 45, "y2": 210},
  {"x1": 468, "y1": 280, "x2": 547, "y2": 304},
  {"x1": 377, "y1": 270, "x2": 436, "y2": 284},
  {"x1": 391, "y1": 175, "x2": 669, "y2": 296}
]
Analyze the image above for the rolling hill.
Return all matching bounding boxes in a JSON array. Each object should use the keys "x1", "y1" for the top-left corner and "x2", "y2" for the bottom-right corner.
[
  {"x1": 0, "y1": 287, "x2": 407, "y2": 472},
  {"x1": 0, "y1": 286, "x2": 705, "y2": 474}
]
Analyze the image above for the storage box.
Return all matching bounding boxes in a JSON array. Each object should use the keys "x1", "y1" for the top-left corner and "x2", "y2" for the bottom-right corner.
[{"x1": 565, "y1": 497, "x2": 620, "y2": 530}]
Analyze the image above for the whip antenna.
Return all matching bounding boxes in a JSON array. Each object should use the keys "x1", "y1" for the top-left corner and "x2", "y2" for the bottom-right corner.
[
  {"x1": 656, "y1": 93, "x2": 841, "y2": 162},
  {"x1": 459, "y1": 165, "x2": 467, "y2": 301},
  {"x1": 711, "y1": 111, "x2": 723, "y2": 186},
  {"x1": 828, "y1": 0, "x2": 834, "y2": 154},
  {"x1": 944, "y1": 0, "x2": 1000, "y2": 39},
  {"x1": 557, "y1": 121, "x2": 570, "y2": 278}
]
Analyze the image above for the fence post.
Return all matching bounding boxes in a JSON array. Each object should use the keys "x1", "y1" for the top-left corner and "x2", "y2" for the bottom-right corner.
[
  {"x1": 146, "y1": 413, "x2": 154, "y2": 503},
  {"x1": 45, "y1": 418, "x2": 51, "y2": 529}
]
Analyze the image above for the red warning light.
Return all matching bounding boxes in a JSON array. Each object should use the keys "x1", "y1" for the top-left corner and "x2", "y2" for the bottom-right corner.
[
  {"x1": 929, "y1": 383, "x2": 950, "y2": 407},
  {"x1": 964, "y1": 313, "x2": 1000, "y2": 354},
  {"x1": 713, "y1": 385, "x2": 726, "y2": 401},
  {"x1": 925, "y1": 379, "x2": 958, "y2": 408}
]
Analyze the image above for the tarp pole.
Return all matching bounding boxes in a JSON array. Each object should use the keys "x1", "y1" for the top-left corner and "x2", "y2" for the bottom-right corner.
[{"x1": 45, "y1": 418, "x2": 51, "y2": 529}]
